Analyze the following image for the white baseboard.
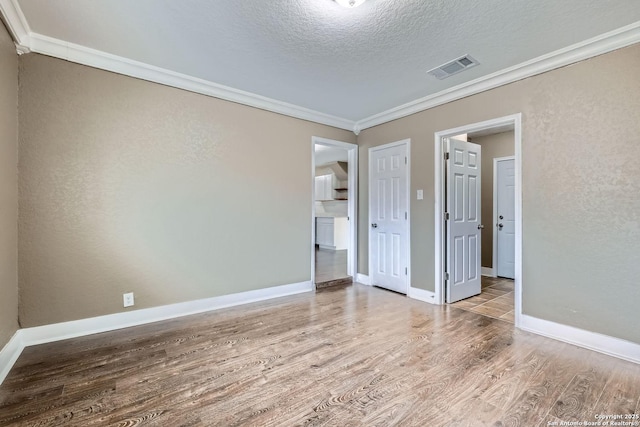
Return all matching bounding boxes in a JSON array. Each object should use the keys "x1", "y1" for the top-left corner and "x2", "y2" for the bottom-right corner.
[
  {"x1": 0, "y1": 331, "x2": 24, "y2": 385},
  {"x1": 6, "y1": 281, "x2": 639, "y2": 388},
  {"x1": 2, "y1": 280, "x2": 313, "y2": 385},
  {"x1": 1, "y1": 280, "x2": 311, "y2": 385},
  {"x1": 481, "y1": 267, "x2": 496, "y2": 277},
  {"x1": 520, "y1": 314, "x2": 640, "y2": 364},
  {"x1": 408, "y1": 286, "x2": 437, "y2": 305},
  {"x1": 355, "y1": 273, "x2": 370, "y2": 285},
  {"x1": 20, "y1": 280, "x2": 312, "y2": 347}
]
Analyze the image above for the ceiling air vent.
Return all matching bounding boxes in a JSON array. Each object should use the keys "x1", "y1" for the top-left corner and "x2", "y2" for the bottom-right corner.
[{"x1": 427, "y1": 55, "x2": 479, "y2": 80}]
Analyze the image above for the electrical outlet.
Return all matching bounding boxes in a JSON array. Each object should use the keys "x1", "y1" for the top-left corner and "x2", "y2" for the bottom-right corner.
[
  {"x1": 123, "y1": 292, "x2": 134, "y2": 307},
  {"x1": 417, "y1": 189, "x2": 424, "y2": 200}
]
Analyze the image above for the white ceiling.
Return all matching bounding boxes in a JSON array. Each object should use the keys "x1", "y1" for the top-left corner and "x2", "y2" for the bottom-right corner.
[
  {"x1": 315, "y1": 144, "x2": 348, "y2": 166},
  {"x1": 4, "y1": 0, "x2": 640, "y2": 130}
]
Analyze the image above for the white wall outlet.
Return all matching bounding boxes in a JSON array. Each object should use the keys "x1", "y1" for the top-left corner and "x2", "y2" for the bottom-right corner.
[
  {"x1": 417, "y1": 189, "x2": 424, "y2": 200},
  {"x1": 123, "y1": 292, "x2": 135, "y2": 307}
]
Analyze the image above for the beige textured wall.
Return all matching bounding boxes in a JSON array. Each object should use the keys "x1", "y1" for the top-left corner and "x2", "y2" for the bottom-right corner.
[
  {"x1": 0, "y1": 21, "x2": 19, "y2": 348},
  {"x1": 470, "y1": 131, "x2": 514, "y2": 268},
  {"x1": 358, "y1": 44, "x2": 640, "y2": 344},
  {"x1": 18, "y1": 54, "x2": 355, "y2": 327}
]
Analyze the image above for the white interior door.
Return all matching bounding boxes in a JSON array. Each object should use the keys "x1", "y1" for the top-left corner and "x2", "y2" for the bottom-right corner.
[
  {"x1": 446, "y1": 138, "x2": 482, "y2": 303},
  {"x1": 370, "y1": 142, "x2": 408, "y2": 294},
  {"x1": 496, "y1": 158, "x2": 515, "y2": 279}
]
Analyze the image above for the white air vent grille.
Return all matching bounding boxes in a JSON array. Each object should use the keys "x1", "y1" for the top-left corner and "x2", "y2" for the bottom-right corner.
[{"x1": 427, "y1": 55, "x2": 479, "y2": 80}]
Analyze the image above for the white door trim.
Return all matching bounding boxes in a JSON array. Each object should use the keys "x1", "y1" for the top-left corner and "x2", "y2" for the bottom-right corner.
[
  {"x1": 493, "y1": 156, "x2": 515, "y2": 279},
  {"x1": 434, "y1": 114, "x2": 522, "y2": 327},
  {"x1": 368, "y1": 139, "x2": 411, "y2": 294},
  {"x1": 311, "y1": 137, "x2": 358, "y2": 287}
]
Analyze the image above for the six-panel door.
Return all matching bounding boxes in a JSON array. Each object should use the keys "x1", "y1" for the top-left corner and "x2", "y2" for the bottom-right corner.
[
  {"x1": 446, "y1": 138, "x2": 482, "y2": 303},
  {"x1": 370, "y1": 143, "x2": 408, "y2": 294}
]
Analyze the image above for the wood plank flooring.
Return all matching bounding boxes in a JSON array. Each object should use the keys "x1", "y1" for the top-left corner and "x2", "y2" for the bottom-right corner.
[
  {"x1": 451, "y1": 277, "x2": 515, "y2": 323},
  {"x1": 1, "y1": 284, "x2": 639, "y2": 426}
]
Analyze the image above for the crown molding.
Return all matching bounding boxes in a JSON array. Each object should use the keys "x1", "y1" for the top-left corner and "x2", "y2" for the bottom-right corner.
[
  {"x1": 0, "y1": 0, "x2": 354, "y2": 131},
  {"x1": 0, "y1": 0, "x2": 30, "y2": 52},
  {"x1": 2, "y1": 0, "x2": 638, "y2": 134},
  {"x1": 355, "y1": 21, "x2": 640, "y2": 131},
  {"x1": 26, "y1": 34, "x2": 355, "y2": 131}
]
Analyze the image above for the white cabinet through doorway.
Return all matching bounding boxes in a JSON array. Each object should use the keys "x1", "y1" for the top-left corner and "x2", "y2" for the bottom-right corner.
[
  {"x1": 316, "y1": 217, "x2": 348, "y2": 250},
  {"x1": 315, "y1": 174, "x2": 334, "y2": 201}
]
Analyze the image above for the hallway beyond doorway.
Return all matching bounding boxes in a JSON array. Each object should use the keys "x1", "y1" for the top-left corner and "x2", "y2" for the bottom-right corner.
[{"x1": 451, "y1": 277, "x2": 514, "y2": 323}]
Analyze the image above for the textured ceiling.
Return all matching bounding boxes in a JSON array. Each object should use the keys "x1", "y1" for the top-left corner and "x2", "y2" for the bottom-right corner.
[{"x1": 13, "y1": 0, "x2": 640, "y2": 122}]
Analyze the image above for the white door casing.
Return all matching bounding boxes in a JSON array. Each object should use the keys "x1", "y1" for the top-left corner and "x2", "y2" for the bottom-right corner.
[
  {"x1": 369, "y1": 140, "x2": 409, "y2": 294},
  {"x1": 495, "y1": 157, "x2": 515, "y2": 279},
  {"x1": 446, "y1": 138, "x2": 482, "y2": 303},
  {"x1": 434, "y1": 113, "x2": 521, "y2": 326},
  {"x1": 311, "y1": 137, "x2": 358, "y2": 283}
]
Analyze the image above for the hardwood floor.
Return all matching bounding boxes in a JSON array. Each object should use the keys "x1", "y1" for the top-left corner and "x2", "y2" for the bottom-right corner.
[
  {"x1": 315, "y1": 248, "x2": 350, "y2": 287},
  {"x1": 451, "y1": 277, "x2": 515, "y2": 323},
  {"x1": 1, "y1": 284, "x2": 639, "y2": 426}
]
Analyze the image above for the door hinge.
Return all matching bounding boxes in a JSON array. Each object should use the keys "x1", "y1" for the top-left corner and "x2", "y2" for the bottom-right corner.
[
  {"x1": 405, "y1": 211, "x2": 408, "y2": 220},
  {"x1": 445, "y1": 212, "x2": 450, "y2": 221},
  {"x1": 444, "y1": 152, "x2": 450, "y2": 160},
  {"x1": 445, "y1": 272, "x2": 450, "y2": 281},
  {"x1": 405, "y1": 267, "x2": 408, "y2": 275},
  {"x1": 405, "y1": 156, "x2": 407, "y2": 164}
]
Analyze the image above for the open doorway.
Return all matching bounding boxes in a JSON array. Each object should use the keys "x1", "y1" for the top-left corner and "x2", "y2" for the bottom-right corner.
[
  {"x1": 434, "y1": 114, "x2": 522, "y2": 326},
  {"x1": 311, "y1": 137, "x2": 358, "y2": 289}
]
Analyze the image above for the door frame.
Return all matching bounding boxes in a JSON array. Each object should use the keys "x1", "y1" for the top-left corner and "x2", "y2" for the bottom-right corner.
[
  {"x1": 493, "y1": 156, "x2": 515, "y2": 278},
  {"x1": 368, "y1": 138, "x2": 411, "y2": 294},
  {"x1": 434, "y1": 114, "x2": 522, "y2": 326},
  {"x1": 311, "y1": 137, "x2": 358, "y2": 287}
]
